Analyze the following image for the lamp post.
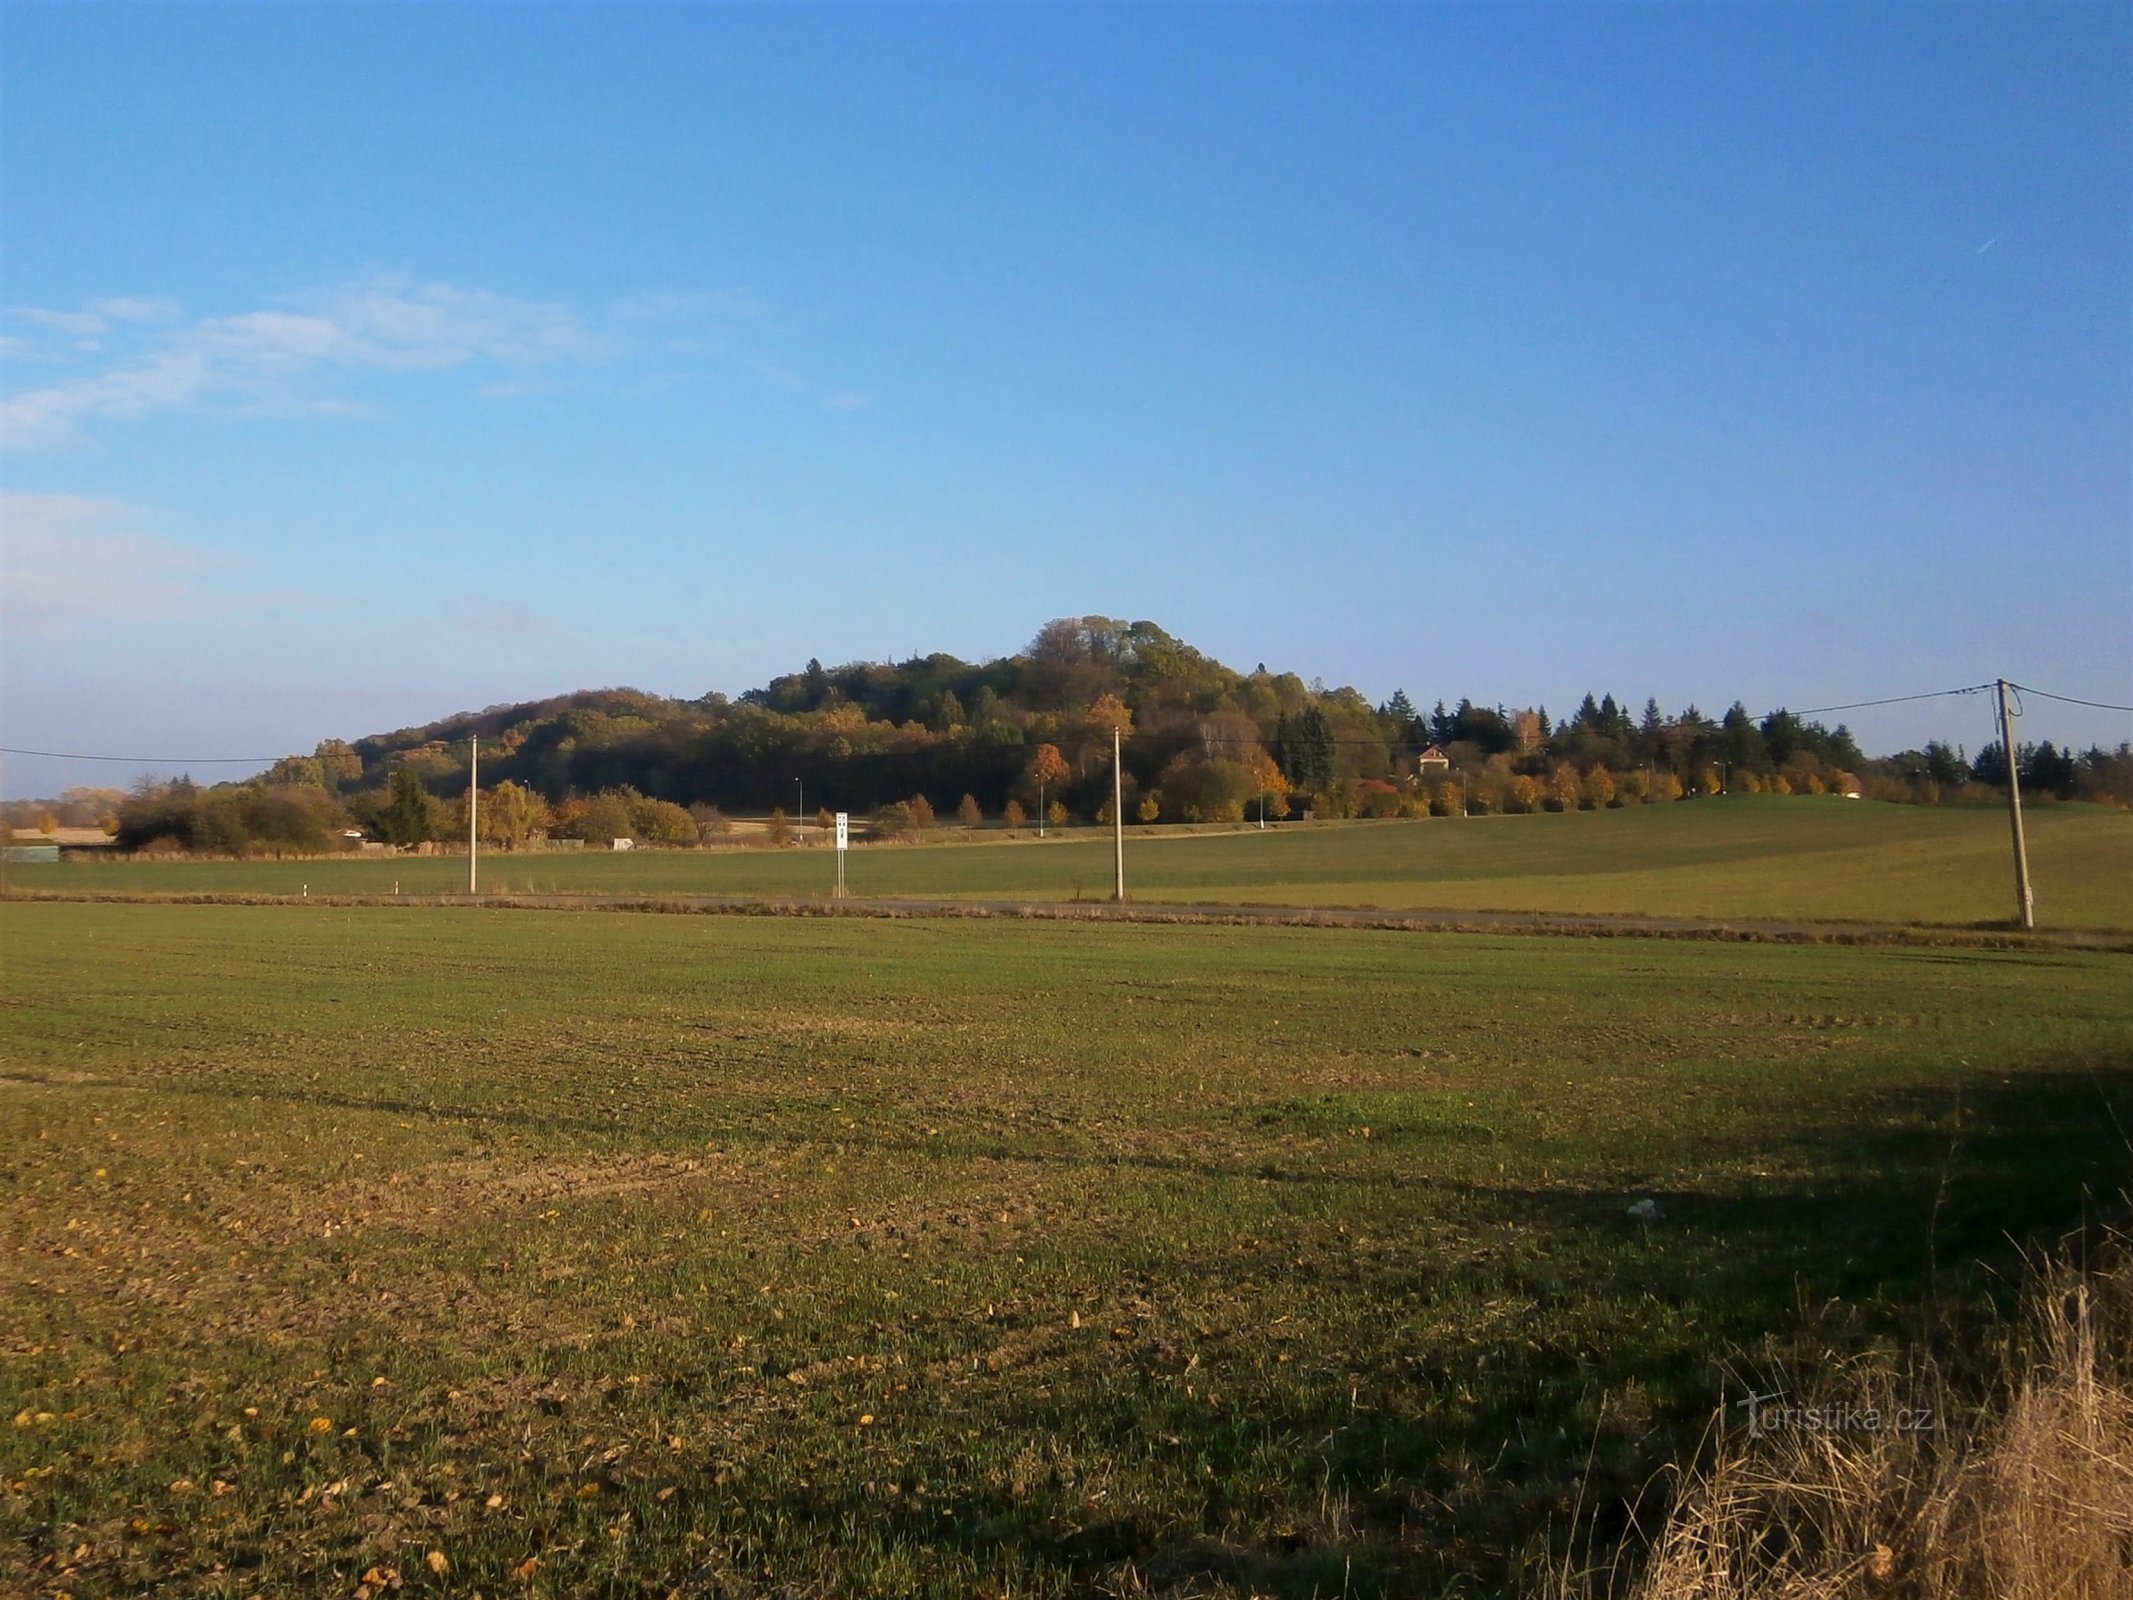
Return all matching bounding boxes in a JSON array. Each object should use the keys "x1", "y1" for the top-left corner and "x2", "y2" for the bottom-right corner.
[{"x1": 796, "y1": 778, "x2": 804, "y2": 840}]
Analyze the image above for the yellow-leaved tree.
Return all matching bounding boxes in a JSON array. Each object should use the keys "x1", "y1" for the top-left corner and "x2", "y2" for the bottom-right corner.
[{"x1": 482, "y1": 780, "x2": 553, "y2": 849}]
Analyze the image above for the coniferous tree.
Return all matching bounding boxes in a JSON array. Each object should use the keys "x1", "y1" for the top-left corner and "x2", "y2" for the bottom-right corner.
[{"x1": 379, "y1": 767, "x2": 442, "y2": 845}]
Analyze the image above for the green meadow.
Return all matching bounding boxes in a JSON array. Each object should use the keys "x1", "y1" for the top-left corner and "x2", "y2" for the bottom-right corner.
[
  {"x1": 3, "y1": 901, "x2": 2128, "y2": 1596},
  {"x1": 21, "y1": 797, "x2": 2133, "y2": 930}
]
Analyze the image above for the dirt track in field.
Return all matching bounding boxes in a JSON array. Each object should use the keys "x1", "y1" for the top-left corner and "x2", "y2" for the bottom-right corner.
[{"x1": 10, "y1": 884, "x2": 2130, "y2": 952}]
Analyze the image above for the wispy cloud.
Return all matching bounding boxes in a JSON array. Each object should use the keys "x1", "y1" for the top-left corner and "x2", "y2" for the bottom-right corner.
[
  {"x1": 1, "y1": 275, "x2": 612, "y2": 450},
  {"x1": 0, "y1": 492, "x2": 211, "y2": 636}
]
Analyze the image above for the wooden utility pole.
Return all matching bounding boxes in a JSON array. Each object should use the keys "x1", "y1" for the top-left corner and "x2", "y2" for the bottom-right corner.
[
  {"x1": 468, "y1": 736, "x2": 479, "y2": 896},
  {"x1": 1996, "y1": 680, "x2": 2034, "y2": 929},
  {"x1": 1112, "y1": 724, "x2": 1126, "y2": 902}
]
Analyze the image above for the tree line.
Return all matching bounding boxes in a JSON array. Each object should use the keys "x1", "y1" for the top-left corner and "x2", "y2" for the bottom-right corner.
[{"x1": 69, "y1": 616, "x2": 2133, "y2": 854}]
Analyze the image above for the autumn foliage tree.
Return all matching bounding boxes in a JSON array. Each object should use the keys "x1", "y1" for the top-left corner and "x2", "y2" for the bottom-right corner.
[
  {"x1": 1025, "y1": 744, "x2": 1068, "y2": 814},
  {"x1": 479, "y1": 780, "x2": 552, "y2": 848}
]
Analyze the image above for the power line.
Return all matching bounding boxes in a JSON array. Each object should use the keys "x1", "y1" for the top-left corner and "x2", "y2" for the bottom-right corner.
[
  {"x1": 2008, "y1": 683, "x2": 2133, "y2": 715},
  {"x1": 1119, "y1": 681, "x2": 1999, "y2": 749},
  {"x1": 0, "y1": 746, "x2": 285, "y2": 765},
  {"x1": 0, "y1": 679, "x2": 2114, "y2": 771},
  {"x1": 1767, "y1": 684, "x2": 1995, "y2": 719}
]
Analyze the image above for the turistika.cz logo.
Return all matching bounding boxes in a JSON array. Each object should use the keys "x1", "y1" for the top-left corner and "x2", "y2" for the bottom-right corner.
[{"x1": 1735, "y1": 1390, "x2": 1937, "y2": 1439}]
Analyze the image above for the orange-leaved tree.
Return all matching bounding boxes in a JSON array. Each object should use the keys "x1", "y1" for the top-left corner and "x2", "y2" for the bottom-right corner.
[
  {"x1": 1026, "y1": 743, "x2": 1068, "y2": 814},
  {"x1": 1083, "y1": 692, "x2": 1133, "y2": 737}
]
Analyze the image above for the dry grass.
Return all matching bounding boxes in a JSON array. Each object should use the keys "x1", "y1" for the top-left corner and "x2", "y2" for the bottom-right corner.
[{"x1": 1554, "y1": 1243, "x2": 2133, "y2": 1600}]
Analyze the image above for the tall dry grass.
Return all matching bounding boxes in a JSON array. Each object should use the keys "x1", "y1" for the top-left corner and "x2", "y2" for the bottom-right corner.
[{"x1": 1553, "y1": 1245, "x2": 2133, "y2": 1600}]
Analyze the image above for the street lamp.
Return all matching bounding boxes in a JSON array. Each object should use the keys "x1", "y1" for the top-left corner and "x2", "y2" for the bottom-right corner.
[{"x1": 796, "y1": 778, "x2": 804, "y2": 837}]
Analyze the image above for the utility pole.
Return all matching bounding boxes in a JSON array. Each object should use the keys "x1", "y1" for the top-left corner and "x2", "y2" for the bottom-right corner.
[
  {"x1": 1112, "y1": 724, "x2": 1126, "y2": 901},
  {"x1": 1996, "y1": 679, "x2": 2034, "y2": 929},
  {"x1": 468, "y1": 736, "x2": 479, "y2": 896}
]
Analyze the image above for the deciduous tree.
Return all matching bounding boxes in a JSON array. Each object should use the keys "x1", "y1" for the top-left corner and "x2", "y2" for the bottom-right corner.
[{"x1": 482, "y1": 780, "x2": 552, "y2": 848}]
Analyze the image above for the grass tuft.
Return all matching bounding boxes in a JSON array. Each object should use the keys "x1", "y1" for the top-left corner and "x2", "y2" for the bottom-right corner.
[{"x1": 1548, "y1": 1243, "x2": 2133, "y2": 1600}]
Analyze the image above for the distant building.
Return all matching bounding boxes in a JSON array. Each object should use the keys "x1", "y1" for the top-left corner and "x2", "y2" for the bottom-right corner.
[
  {"x1": 1416, "y1": 745, "x2": 1451, "y2": 773},
  {"x1": 611, "y1": 837, "x2": 635, "y2": 851}
]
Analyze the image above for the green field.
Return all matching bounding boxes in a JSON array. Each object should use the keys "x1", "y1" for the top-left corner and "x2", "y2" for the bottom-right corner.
[
  {"x1": 20, "y1": 797, "x2": 2133, "y2": 929},
  {"x1": 4, "y1": 901, "x2": 2129, "y2": 1596}
]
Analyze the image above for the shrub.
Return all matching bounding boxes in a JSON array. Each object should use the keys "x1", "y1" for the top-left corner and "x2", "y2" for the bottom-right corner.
[
  {"x1": 630, "y1": 796, "x2": 698, "y2": 844},
  {"x1": 1158, "y1": 755, "x2": 1258, "y2": 824}
]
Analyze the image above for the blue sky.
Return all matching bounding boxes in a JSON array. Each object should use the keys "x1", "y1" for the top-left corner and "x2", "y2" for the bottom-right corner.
[{"x1": 3, "y1": 1, "x2": 2127, "y2": 795}]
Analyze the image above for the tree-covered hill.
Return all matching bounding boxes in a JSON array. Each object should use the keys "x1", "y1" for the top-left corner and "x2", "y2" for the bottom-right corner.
[{"x1": 99, "y1": 617, "x2": 2133, "y2": 854}]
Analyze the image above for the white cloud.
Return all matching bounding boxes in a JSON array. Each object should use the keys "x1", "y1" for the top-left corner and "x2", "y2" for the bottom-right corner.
[
  {"x1": 1, "y1": 275, "x2": 612, "y2": 450},
  {"x1": 89, "y1": 296, "x2": 183, "y2": 324},
  {"x1": 14, "y1": 308, "x2": 109, "y2": 338},
  {"x1": 0, "y1": 492, "x2": 210, "y2": 636}
]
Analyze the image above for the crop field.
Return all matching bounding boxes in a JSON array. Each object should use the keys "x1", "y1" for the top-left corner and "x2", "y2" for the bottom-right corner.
[
  {"x1": 20, "y1": 797, "x2": 2133, "y2": 930},
  {"x1": 4, "y1": 901, "x2": 2129, "y2": 1597}
]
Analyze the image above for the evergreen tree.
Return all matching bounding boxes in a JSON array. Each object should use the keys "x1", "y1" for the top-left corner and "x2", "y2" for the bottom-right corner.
[
  {"x1": 1275, "y1": 707, "x2": 1335, "y2": 791},
  {"x1": 380, "y1": 767, "x2": 441, "y2": 845},
  {"x1": 1429, "y1": 700, "x2": 1456, "y2": 745}
]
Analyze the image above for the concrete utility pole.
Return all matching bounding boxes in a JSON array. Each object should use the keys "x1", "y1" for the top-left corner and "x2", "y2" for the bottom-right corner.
[
  {"x1": 468, "y1": 736, "x2": 479, "y2": 896},
  {"x1": 1996, "y1": 679, "x2": 2034, "y2": 930},
  {"x1": 1112, "y1": 724, "x2": 1126, "y2": 902}
]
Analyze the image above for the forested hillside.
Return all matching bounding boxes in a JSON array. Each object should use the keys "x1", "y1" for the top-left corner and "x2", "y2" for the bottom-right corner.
[{"x1": 78, "y1": 617, "x2": 2133, "y2": 855}]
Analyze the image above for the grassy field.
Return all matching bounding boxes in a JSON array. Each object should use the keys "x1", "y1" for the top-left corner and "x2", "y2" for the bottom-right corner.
[
  {"x1": 3, "y1": 901, "x2": 2129, "y2": 1596},
  {"x1": 19, "y1": 798, "x2": 2133, "y2": 930}
]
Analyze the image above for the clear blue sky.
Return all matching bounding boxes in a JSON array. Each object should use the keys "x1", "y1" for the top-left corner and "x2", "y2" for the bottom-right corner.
[{"x1": 3, "y1": 1, "x2": 2127, "y2": 796}]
